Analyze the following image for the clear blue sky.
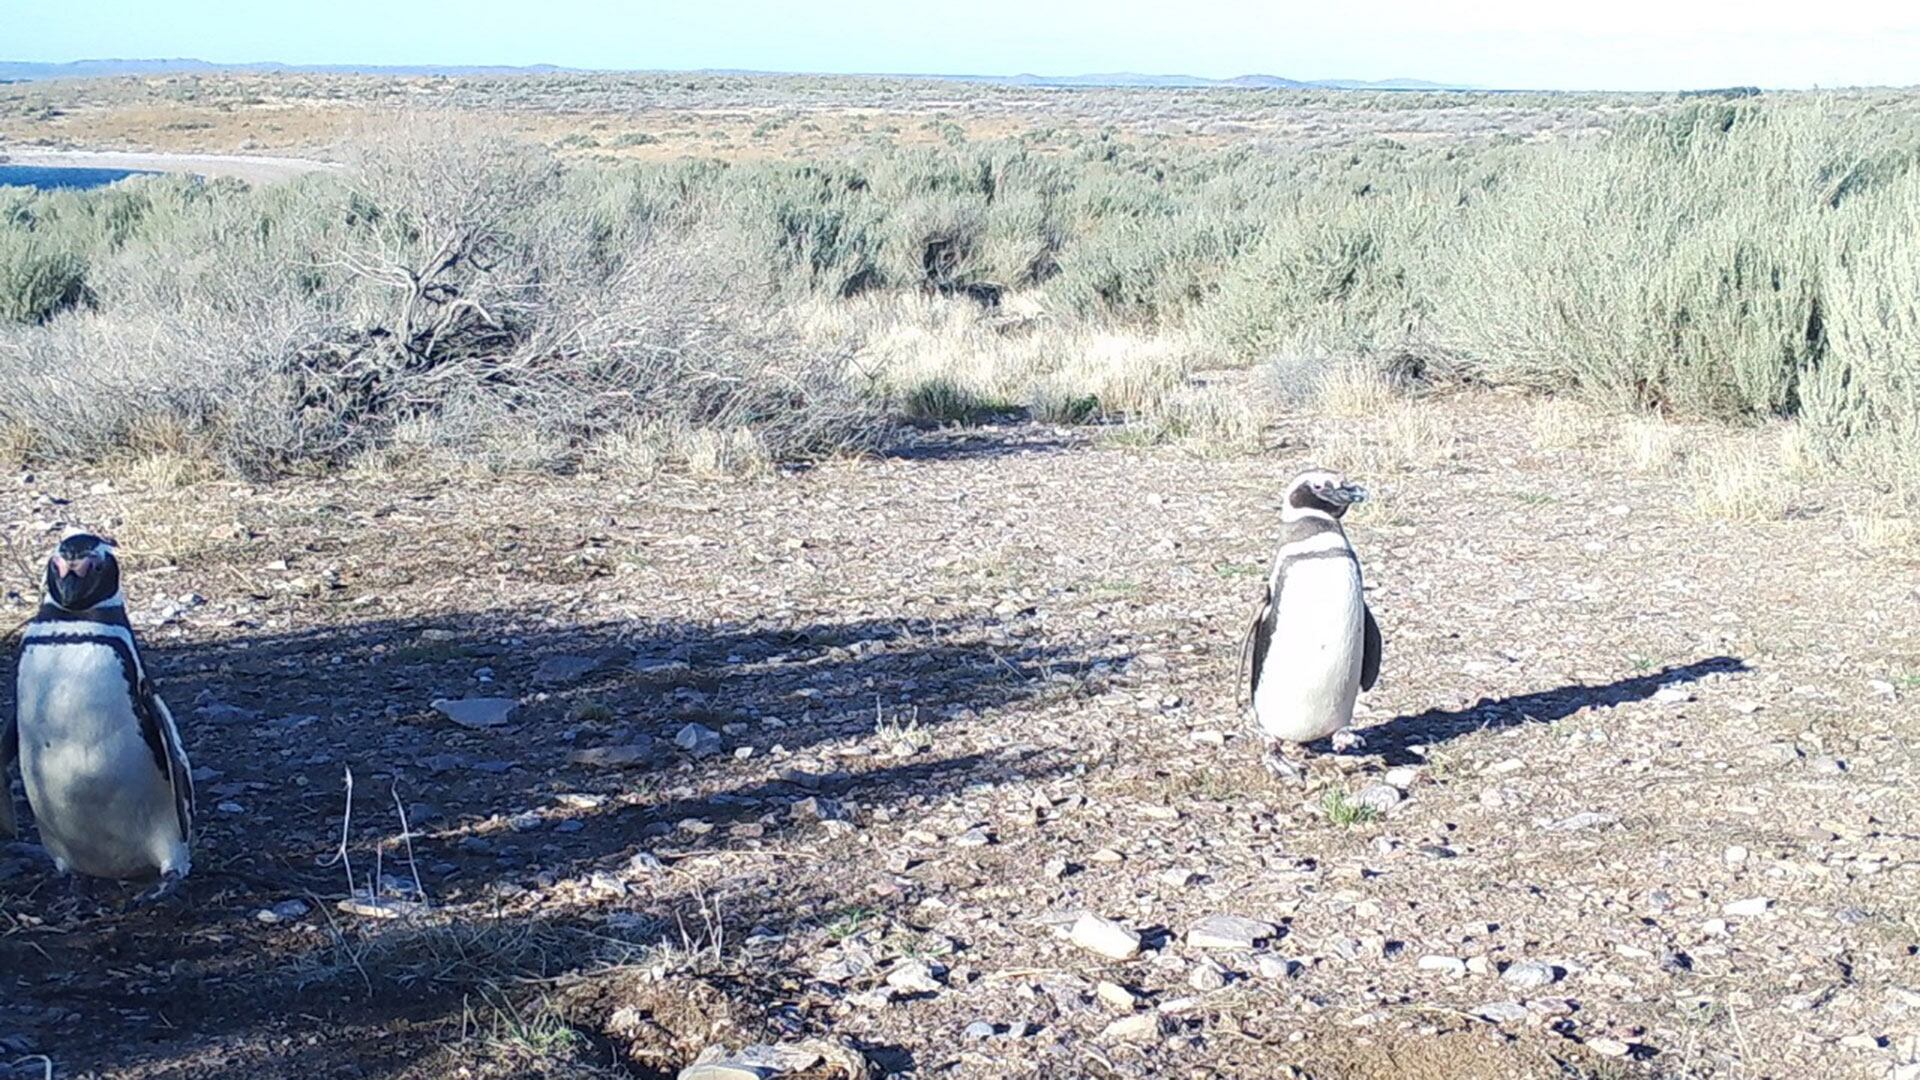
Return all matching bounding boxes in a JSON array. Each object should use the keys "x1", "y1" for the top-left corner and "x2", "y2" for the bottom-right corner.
[{"x1": 8, "y1": 0, "x2": 1919, "y2": 91}]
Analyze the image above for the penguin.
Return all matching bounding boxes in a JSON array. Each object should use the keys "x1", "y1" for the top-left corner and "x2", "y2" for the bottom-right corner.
[
  {"x1": 2, "y1": 532, "x2": 194, "y2": 901},
  {"x1": 1240, "y1": 470, "x2": 1382, "y2": 781}
]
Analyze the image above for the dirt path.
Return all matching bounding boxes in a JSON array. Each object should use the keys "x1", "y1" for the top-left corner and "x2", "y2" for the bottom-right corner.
[{"x1": 1, "y1": 397, "x2": 1915, "y2": 1079}]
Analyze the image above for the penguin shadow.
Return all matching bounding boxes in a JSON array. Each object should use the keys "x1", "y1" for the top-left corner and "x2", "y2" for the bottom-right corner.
[
  {"x1": 0, "y1": 608, "x2": 1117, "y2": 1075},
  {"x1": 1359, "y1": 655, "x2": 1750, "y2": 765}
]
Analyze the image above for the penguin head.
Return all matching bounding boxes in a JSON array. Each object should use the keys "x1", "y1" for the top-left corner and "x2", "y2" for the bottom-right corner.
[
  {"x1": 45, "y1": 531, "x2": 122, "y2": 612},
  {"x1": 1285, "y1": 470, "x2": 1368, "y2": 518}
]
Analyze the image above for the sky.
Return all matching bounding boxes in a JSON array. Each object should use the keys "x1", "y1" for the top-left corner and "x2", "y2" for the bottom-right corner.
[{"x1": 6, "y1": 0, "x2": 1919, "y2": 91}]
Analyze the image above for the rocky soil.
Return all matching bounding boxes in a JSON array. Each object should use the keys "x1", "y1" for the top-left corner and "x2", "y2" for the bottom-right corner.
[{"x1": 2, "y1": 395, "x2": 1917, "y2": 1080}]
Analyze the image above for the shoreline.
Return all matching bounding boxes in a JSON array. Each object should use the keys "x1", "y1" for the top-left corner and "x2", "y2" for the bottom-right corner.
[{"x1": 0, "y1": 147, "x2": 341, "y2": 184}]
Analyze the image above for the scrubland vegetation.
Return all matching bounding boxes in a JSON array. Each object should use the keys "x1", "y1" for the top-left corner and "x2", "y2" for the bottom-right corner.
[{"x1": 1, "y1": 93, "x2": 1917, "y2": 513}]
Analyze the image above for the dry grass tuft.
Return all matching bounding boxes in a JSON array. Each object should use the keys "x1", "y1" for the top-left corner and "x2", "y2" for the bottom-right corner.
[
  {"x1": 1618, "y1": 416, "x2": 1686, "y2": 473},
  {"x1": 1314, "y1": 361, "x2": 1400, "y2": 419},
  {"x1": 115, "y1": 450, "x2": 220, "y2": 490},
  {"x1": 1845, "y1": 513, "x2": 1918, "y2": 553},
  {"x1": 1690, "y1": 441, "x2": 1790, "y2": 522},
  {"x1": 1528, "y1": 399, "x2": 1605, "y2": 451}
]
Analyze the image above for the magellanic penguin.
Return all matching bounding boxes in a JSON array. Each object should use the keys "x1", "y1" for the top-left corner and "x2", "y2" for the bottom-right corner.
[
  {"x1": 2, "y1": 532, "x2": 194, "y2": 900},
  {"x1": 1240, "y1": 470, "x2": 1382, "y2": 781}
]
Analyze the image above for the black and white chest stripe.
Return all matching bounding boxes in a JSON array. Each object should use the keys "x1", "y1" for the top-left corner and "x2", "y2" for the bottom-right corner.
[
  {"x1": 19, "y1": 597, "x2": 194, "y2": 841},
  {"x1": 1241, "y1": 509, "x2": 1382, "y2": 703}
]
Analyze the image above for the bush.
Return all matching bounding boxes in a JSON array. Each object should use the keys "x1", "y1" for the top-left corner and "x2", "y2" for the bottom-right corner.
[
  {"x1": 0, "y1": 231, "x2": 89, "y2": 323},
  {"x1": 2, "y1": 96, "x2": 1919, "y2": 486}
]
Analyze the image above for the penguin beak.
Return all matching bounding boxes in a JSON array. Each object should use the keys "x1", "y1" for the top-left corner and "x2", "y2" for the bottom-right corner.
[
  {"x1": 48, "y1": 554, "x2": 99, "y2": 608},
  {"x1": 54, "y1": 555, "x2": 95, "y2": 579},
  {"x1": 1329, "y1": 483, "x2": 1369, "y2": 507}
]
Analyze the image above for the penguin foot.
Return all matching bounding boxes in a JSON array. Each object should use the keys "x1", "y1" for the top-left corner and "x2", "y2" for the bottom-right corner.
[
  {"x1": 131, "y1": 871, "x2": 187, "y2": 908},
  {"x1": 1262, "y1": 743, "x2": 1306, "y2": 785},
  {"x1": 1329, "y1": 729, "x2": 1368, "y2": 754}
]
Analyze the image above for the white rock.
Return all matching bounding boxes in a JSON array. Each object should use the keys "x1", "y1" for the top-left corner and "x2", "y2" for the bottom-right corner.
[
  {"x1": 1418, "y1": 955, "x2": 1467, "y2": 976},
  {"x1": 1256, "y1": 955, "x2": 1301, "y2": 980},
  {"x1": 1722, "y1": 897, "x2": 1772, "y2": 917},
  {"x1": 886, "y1": 959, "x2": 944, "y2": 994},
  {"x1": 1095, "y1": 980, "x2": 1139, "y2": 1011},
  {"x1": 1070, "y1": 914, "x2": 1142, "y2": 961},
  {"x1": 1473, "y1": 1001, "x2": 1531, "y2": 1024},
  {"x1": 431, "y1": 697, "x2": 517, "y2": 729},
  {"x1": 1585, "y1": 1037, "x2": 1632, "y2": 1058},
  {"x1": 1383, "y1": 767, "x2": 1420, "y2": 790},
  {"x1": 255, "y1": 899, "x2": 310, "y2": 924},
  {"x1": 1100, "y1": 1013, "x2": 1170, "y2": 1042},
  {"x1": 1351, "y1": 784, "x2": 1402, "y2": 814},
  {"x1": 1188, "y1": 960, "x2": 1228, "y2": 991},
  {"x1": 1187, "y1": 914, "x2": 1277, "y2": 950},
  {"x1": 1501, "y1": 961, "x2": 1559, "y2": 989}
]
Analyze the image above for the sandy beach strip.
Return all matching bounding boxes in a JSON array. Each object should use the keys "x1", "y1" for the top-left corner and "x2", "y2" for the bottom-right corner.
[{"x1": 0, "y1": 147, "x2": 342, "y2": 184}]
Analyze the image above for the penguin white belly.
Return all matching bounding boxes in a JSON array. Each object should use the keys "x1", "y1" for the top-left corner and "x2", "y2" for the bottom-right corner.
[
  {"x1": 1254, "y1": 559, "x2": 1365, "y2": 744},
  {"x1": 16, "y1": 642, "x2": 185, "y2": 880}
]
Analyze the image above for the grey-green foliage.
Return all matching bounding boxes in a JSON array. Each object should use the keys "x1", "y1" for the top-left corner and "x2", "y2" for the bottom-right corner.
[{"x1": 4, "y1": 94, "x2": 1920, "y2": 481}]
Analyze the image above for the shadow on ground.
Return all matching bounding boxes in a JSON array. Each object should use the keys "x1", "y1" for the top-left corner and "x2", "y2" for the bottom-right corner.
[
  {"x1": 0, "y1": 605, "x2": 1121, "y2": 1078},
  {"x1": 1362, "y1": 656, "x2": 1750, "y2": 763}
]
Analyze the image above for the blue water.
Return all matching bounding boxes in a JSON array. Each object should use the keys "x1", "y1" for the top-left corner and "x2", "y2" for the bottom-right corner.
[{"x1": 0, "y1": 164, "x2": 158, "y2": 191}]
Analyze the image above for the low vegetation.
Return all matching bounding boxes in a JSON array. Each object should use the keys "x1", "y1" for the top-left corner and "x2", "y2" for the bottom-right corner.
[{"x1": 0, "y1": 93, "x2": 1916, "y2": 513}]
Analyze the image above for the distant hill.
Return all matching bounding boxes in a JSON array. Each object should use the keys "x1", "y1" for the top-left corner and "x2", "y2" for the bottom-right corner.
[
  {"x1": 0, "y1": 58, "x2": 1474, "y2": 91},
  {"x1": 0, "y1": 58, "x2": 573, "y2": 80}
]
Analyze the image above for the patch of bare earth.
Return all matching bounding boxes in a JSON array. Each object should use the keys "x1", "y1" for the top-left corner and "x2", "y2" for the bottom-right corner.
[{"x1": 2, "y1": 395, "x2": 1916, "y2": 1079}]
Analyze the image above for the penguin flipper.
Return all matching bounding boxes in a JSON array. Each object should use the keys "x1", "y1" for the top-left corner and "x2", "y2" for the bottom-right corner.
[
  {"x1": 139, "y1": 682, "x2": 195, "y2": 847},
  {"x1": 1243, "y1": 583, "x2": 1276, "y2": 705},
  {"x1": 0, "y1": 711, "x2": 16, "y2": 838},
  {"x1": 1360, "y1": 604, "x2": 1382, "y2": 692}
]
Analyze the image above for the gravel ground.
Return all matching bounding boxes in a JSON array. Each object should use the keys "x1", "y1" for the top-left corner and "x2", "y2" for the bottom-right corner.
[{"x1": 1, "y1": 395, "x2": 1916, "y2": 1080}]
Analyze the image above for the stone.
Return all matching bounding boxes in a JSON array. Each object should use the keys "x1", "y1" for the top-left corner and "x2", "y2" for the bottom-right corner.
[
  {"x1": 255, "y1": 899, "x2": 310, "y2": 924},
  {"x1": 1351, "y1": 784, "x2": 1402, "y2": 814},
  {"x1": 1100, "y1": 1013, "x2": 1171, "y2": 1042},
  {"x1": 1722, "y1": 897, "x2": 1772, "y2": 917},
  {"x1": 1096, "y1": 981, "x2": 1140, "y2": 1011},
  {"x1": 431, "y1": 697, "x2": 517, "y2": 729},
  {"x1": 534, "y1": 655, "x2": 602, "y2": 684},
  {"x1": 1418, "y1": 955, "x2": 1468, "y2": 976},
  {"x1": 1652, "y1": 686, "x2": 1692, "y2": 704},
  {"x1": 675, "y1": 723, "x2": 723, "y2": 757},
  {"x1": 1585, "y1": 1038, "x2": 1632, "y2": 1058},
  {"x1": 1187, "y1": 914, "x2": 1277, "y2": 950},
  {"x1": 569, "y1": 741, "x2": 659, "y2": 769},
  {"x1": 951, "y1": 827, "x2": 994, "y2": 848},
  {"x1": 1188, "y1": 960, "x2": 1228, "y2": 991},
  {"x1": 789, "y1": 796, "x2": 846, "y2": 822},
  {"x1": 1472, "y1": 1001, "x2": 1532, "y2": 1024},
  {"x1": 1256, "y1": 955, "x2": 1302, "y2": 980},
  {"x1": 1070, "y1": 913, "x2": 1142, "y2": 961},
  {"x1": 886, "y1": 960, "x2": 943, "y2": 995},
  {"x1": 962, "y1": 1022, "x2": 996, "y2": 1041},
  {"x1": 1383, "y1": 767, "x2": 1420, "y2": 790},
  {"x1": 1501, "y1": 961, "x2": 1560, "y2": 989}
]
